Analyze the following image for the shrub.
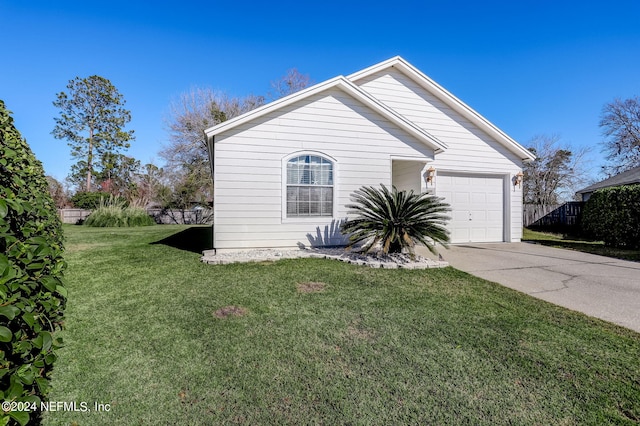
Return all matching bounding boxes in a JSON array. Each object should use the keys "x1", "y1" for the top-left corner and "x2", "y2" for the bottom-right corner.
[
  {"x1": 69, "y1": 191, "x2": 123, "y2": 209},
  {"x1": 84, "y1": 196, "x2": 155, "y2": 227},
  {"x1": 0, "y1": 101, "x2": 67, "y2": 425},
  {"x1": 581, "y1": 184, "x2": 640, "y2": 249},
  {"x1": 341, "y1": 184, "x2": 451, "y2": 255}
]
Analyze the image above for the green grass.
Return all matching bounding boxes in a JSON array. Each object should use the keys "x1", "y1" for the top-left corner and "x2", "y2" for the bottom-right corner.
[
  {"x1": 523, "y1": 228, "x2": 640, "y2": 262},
  {"x1": 43, "y1": 225, "x2": 640, "y2": 425}
]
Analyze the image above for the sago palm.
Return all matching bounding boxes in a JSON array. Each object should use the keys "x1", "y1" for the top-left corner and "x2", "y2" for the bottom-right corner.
[{"x1": 341, "y1": 184, "x2": 451, "y2": 255}]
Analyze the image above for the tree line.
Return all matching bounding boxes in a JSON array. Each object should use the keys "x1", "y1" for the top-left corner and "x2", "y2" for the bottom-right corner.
[
  {"x1": 48, "y1": 69, "x2": 312, "y2": 210},
  {"x1": 48, "y1": 71, "x2": 639, "y2": 209}
]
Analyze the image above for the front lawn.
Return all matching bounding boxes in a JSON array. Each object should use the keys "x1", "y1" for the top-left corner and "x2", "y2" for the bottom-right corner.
[
  {"x1": 523, "y1": 228, "x2": 640, "y2": 262},
  {"x1": 44, "y1": 225, "x2": 640, "y2": 425}
]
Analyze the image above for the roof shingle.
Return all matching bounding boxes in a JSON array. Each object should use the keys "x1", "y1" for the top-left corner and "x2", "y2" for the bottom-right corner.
[{"x1": 577, "y1": 166, "x2": 640, "y2": 194}]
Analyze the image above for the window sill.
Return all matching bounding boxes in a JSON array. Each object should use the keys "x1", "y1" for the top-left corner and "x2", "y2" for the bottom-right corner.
[{"x1": 282, "y1": 216, "x2": 337, "y2": 224}]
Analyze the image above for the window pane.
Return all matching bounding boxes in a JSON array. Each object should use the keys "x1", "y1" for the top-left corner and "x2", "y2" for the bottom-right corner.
[
  {"x1": 301, "y1": 166, "x2": 311, "y2": 184},
  {"x1": 322, "y1": 188, "x2": 333, "y2": 215},
  {"x1": 310, "y1": 187, "x2": 321, "y2": 202},
  {"x1": 287, "y1": 186, "x2": 333, "y2": 217},
  {"x1": 322, "y1": 187, "x2": 332, "y2": 202},
  {"x1": 321, "y1": 168, "x2": 327, "y2": 184},
  {"x1": 309, "y1": 202, "x2": 321, "y2": 215},
  {"x1": 311, "y1": 166, "x2": 332, "y2": 185},
  {"x1": 298, "y1": 186, "x2": 310, "y2": 200},
  {"x1": 287, "y1": 186, "x2": 297, "y2": 200},
  {"x1": 286, "y1": 155, "x2": 333, "y2": 217},
  {"x1": 286, "y1": 187, "x2": 298, "y2": 215},
  {"x1": 287, "y1": 155, "x2": 333, "y2": 186},
  {"x1": 287, "y1": 167, "x2": 299, "y2": 184}
]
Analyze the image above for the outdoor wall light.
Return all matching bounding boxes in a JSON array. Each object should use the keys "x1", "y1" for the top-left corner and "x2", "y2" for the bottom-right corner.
[
  {"x1": 425, "y1": 166, "x2": 436, "y2": 185},
  {"x1": 514, "y1": 171, "x2": 524, "y2": 188}
]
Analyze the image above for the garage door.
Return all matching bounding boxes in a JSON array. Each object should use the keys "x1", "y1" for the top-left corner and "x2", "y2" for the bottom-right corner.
[{"x1": 436, "y1": 173, "x2": 505, "y2": 243}]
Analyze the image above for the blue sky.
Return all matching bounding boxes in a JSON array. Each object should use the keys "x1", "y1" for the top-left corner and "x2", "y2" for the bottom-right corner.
[{"x1": 2, "y1": 1, "x2": 639, "y2": 184}]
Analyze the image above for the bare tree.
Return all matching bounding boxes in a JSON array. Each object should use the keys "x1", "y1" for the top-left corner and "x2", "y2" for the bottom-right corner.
[
  {"x1": 161, "y1": 87, "x2": 265, "y2": 204},
  {"x1": 599, "y1": 96, "x2": 640, "y2": 175},
  {"x1": 162, "y1": 87, "x2": 264, "y2": 163},
  {"x1": 269, "y1": 68, "x2": 313, "y2": 100},
  {"x1": 161, "y1": 68, "x2": 312, "y2": 206},
  {"x1": 134, "y1": 163, "x2": 165, "y2": 207},
  {"x1": 523, "y1": 135, "x2": 591, "y2": 205},
  {"x1": 46, "y1": 176, "x2": 70, "y2": 208}
]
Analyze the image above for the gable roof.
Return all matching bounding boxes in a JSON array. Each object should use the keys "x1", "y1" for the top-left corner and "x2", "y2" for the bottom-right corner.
[
  {"x1": 204, "y1": 75, "x2": 447, "y2": 153},
  {"x1": 576, "y1": 166, "x2": 640, "y2": 195},
  {"x1": 348, "y1": 56, "x2": 536, "y2": 162}
]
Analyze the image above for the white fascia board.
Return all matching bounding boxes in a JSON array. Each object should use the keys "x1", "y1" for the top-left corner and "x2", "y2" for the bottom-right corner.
[
  {"x1": 346, "y1": 56, "x2": 403, "y2": 81},
  {"x1": 349, "y1": 56, "x2": 536, "y2": 162},
  {"x1": 204, "y1": 75, "x2": 447, "y2": 153}
]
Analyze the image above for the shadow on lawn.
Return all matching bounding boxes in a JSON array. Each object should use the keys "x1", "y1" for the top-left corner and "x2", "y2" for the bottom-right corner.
[
  {"x1": 151, "y1": 226, "x2": 213, "y2": 254},
  {"x1": 526, "y1": 237, "x2": 640, "y2": 262}
]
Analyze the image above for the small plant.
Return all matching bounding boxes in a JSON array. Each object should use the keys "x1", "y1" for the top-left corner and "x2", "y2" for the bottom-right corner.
[
  {"x1": 84, "y1": 196, "x2": 155, "y2": 227},
  {"x1": 1, "y1": 100, "x2": 67, "y2": 426},
  {"x1": 341, "y1": 184, "x2": 450, "y2": 255}
]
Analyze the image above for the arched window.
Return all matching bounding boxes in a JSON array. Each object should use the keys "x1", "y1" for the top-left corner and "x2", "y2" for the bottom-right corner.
[{"x1": 286, "y1": 154, "x2": 333, "y2": 217}]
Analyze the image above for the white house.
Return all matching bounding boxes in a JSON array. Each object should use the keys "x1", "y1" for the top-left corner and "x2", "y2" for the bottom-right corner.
[{"x1": 204, "y1": 56, "x2": 535, "y2": 251}]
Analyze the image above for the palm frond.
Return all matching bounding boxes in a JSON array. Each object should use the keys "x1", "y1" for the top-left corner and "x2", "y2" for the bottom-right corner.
[{"x1": 341, "y1": 184, "x2": 451, "y2": 254}]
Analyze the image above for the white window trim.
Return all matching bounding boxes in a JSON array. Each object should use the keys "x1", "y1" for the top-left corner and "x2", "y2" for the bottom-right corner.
[{"x1": 281, "y1": 151, "x2": 337, "y2": 223}]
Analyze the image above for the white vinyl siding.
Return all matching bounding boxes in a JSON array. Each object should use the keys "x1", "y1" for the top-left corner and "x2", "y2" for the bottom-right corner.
[
  {"x1": 212, "y1": 88, "x2": 435, "y2": 249},
  {"x1": 392, "y1": 160, "x2": 425, "y2": 194},
  {"x1": 356, "y1": 69, "x2": 524, "y2": 242},
  {"x1": 355, "y1": 70, "x2": 522, "y2": 173}
]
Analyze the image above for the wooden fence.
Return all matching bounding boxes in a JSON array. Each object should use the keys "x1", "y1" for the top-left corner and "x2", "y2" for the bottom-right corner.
[
  {"x1": 146, "y1": 208, "x2": 213, "y2": 225},
  {"x1": 58, "y1": 209, "x2": 92, "y2": 224},
  {"x1": 523, "y1": 202, "x2": 584, "y2": 230},
  {"x1": 58, "y1": 208, "x2": 213, "y2": 225},
  {"x1": 523, "y1": 204, "x2": 560, "y2": 227}
]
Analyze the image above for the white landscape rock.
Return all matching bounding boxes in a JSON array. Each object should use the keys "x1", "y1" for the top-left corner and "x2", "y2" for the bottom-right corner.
[{"x1": 201, "y1": 247, "x2": 449, "y2": 269}]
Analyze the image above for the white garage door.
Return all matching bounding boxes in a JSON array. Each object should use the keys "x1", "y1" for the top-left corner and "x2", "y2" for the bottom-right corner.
[{"x1": 436, "y1": 173, "x2": 505, "y2": 243}]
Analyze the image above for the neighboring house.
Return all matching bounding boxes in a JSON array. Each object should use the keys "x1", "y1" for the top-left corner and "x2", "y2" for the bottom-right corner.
[
  {"x1": 576, "y1": 166, "x2": 640, "y2": 201},
  {"x1": 204, "y1": 56, "x2": 535, "y2": 251}
]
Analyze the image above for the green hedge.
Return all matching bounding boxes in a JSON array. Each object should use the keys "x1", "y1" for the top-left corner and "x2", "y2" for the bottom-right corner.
[
  {"x1": 581, "y1": 184, "x2": 640, "y2": 249},
  {"x1": 0, "y1": 101, "x2": 67, "y2": 425},
  {"x1": 70, "y1": 191, "x2": 121, "y2": 209}
]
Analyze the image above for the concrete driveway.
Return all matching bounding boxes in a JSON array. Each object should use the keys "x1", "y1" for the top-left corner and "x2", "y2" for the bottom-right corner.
[{"x1": 422, "y1": 243, "x2": 640, "y2": 333}]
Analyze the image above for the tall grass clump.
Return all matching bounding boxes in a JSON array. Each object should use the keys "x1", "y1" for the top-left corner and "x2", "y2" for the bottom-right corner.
[{"x1": 84, "y1": 196, "x2": 155, "y2": 227}]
